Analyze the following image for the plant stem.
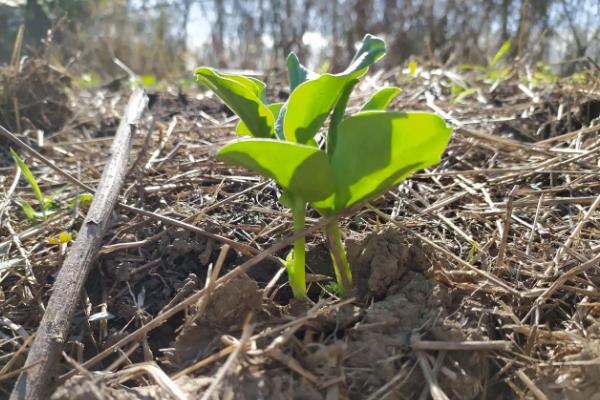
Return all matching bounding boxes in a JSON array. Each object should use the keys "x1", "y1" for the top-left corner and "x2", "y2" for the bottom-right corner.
[
  {"x1": 326, "y1": 222, "x2": 352, "y2": 296},
  {"x1": 288, "y1": 199, "x2": 306, "y2": 299}
]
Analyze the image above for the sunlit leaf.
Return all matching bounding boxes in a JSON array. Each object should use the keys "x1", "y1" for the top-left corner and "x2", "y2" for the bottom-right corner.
[
  {"x1": 70, "y1": 193, "x2": 94, "y2": 209},
  {"x1": 343, "y1": 34, "x2": 386, "y2": 76},
  {"x1": 313, "y1": 111, "x2": 452, "y2": 214},
  {"x1": 452, "y1": 87, "x2": 478, "y2": 103},
  {"x1": 217, "y1": 139, "x2": 335, "y2": 202},
  {"x1": 282, "y1": 74, "x2": 351, "y2": 143},
  {"x1": 139, "y1": 74, "x2": 157, "y2": 87},
  {"x1": 21, "y1": 201, "x2": 38, "y2": 222},
  {"x1": 489, "y1": 40, "x2": 512, "y2": 67},
  {"x1": 195, "y1": 67, "x2": 274, "y2": 138},
  {"x1": 10, "y1": 149, "x2": 44, "y2": 208},
  {"x1": 277, "y1": 34, "x2": 387, "y2": 143},
  {"x1": 42, "y1": 195, "x2": 54, "y2": 211},
  {"x1": 408, "y1": 60, "x2": 417, "y2": 77},
  {"x1": 47, "y1": 231, "x2": 73, "y2": 245},
  {"x1": 359, "y1": 87, "x2": 401, "y2": 111}
]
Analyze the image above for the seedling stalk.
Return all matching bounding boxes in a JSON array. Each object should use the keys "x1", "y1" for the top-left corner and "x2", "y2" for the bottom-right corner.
[
  {"x1": 289, "y1": 197, "x2": 307, "y2": 298},
  {"x1": 326, "y1": 222, "x2": 352, "y2": 296}
]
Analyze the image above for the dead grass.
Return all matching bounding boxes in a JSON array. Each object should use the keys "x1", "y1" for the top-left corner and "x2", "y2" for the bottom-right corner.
[{"x1": 1, "y1": 59, "x2": 600, "y2": 399}]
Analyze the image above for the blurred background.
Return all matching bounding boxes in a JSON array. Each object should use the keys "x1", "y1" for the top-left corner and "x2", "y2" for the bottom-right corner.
[{"x1": 0, "y1": 0, "x2": 599, "y2": 79}]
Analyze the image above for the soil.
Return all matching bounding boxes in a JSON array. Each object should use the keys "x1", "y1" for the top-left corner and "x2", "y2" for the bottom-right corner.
[
  {"x1": 53, "y1": 228, "x2": 497, "y2": 399},
  {"x1": 1, "y1": 58, "x2": 599, "y2": 399}
]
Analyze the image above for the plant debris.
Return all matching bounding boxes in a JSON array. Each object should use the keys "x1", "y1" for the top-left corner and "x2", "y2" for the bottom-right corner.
[{"x1": 1, "y1": 57, "x2": 599, "y2": 399}]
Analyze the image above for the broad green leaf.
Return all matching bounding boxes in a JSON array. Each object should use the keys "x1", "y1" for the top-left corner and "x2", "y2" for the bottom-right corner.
[
  {"x1": 282, "y1": 74, "x2": 350, "y2": 143},
  {"x1": 287, "y1": 53, "x2": 318, "y2": 92},
  {"x1": 226, "y1": 75, "x2": 267, "y2": 102},
  {"x1": 359, "y1": 87, "x2": 401, "y2": 111},
  {"x1": 489, "y1": 40, "x2": 512, "y2": 67},
  {"x1": 278, "y1": 34, "x2": 387, "y2": 143},
  {"x1": 10, "y1": 149, "x2": 44, "y2": 207},
  {"x1": 313, "y1": 111, "x2": 452, "y2": 214},
  {"x1": 236, "y1": 103, "x2": 283, "y2": 137},
  {"x1": 195, "y1": 68, "x2": 274, "y2": 138},
  {"x1": 217, "y1": 139, "x2": 335, "y2": 202}
]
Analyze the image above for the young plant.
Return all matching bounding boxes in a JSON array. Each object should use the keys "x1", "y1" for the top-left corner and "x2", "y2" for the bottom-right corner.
[
  {"x1": 10, "y1": 148, "x2": 53, "y2": 222},
  {"x1": 195, "y1": 34, "x2": 452, "y2": 299}
]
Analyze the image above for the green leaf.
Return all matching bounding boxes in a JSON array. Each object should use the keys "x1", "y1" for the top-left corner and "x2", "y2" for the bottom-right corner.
[
  {"x1": 43, "y1": 195, "x2": 55, "y2": 211},
  {"x1": 489, "y1": 40, "x2": 512, "y2": 67},
  {"x1": 10, "y1": 149, "x2": 44, "y2": 207},
  {"x1": 408, "y1": 60, "x2": 417, "y2": 77},
  {"x1": 282, "y1": 74, "x2": 351, "y2": 143},
  {"x1": 277, "y1": 34, "x2": 387, "y2": 144},
  {"x1": 21, "y1": 201, "x2": 38, "y2": 222},
  {"x1": 47, "y1": 231, "x2": 73, "y2": 245},
  {"x1": 452, "y1": 87, "x2": 478, "y2": 103},
  {"x1": 139, "y1": 74, "x2": 157, "y2": 87},
  {"x1": 287, "y1": 53, "x2": 318, "y2": 92},
  {"x1": 360, "y1": 87, "x2": 401, "y2": 111},
  {"x1": 70, "y1": 193, "x2": 94, "y2": 209},
  {"x1": 217, "y1": 139, "x2": 335, "y2": 202},
  {"x1": 313, "y1": 111, "x2": 452, "y2": 214},
  {"x1": 327, "y1": 79, "x2": 359, "y2": 156},
  {"x1": 343, "y1": 34, "x2": 386, "y2": 77},
  {"x1": 195, "y1": 68, "x2": 274, "y2": 138},
  {"x1": 236, "y1": 103, "x2": 283, "y2": 137}
]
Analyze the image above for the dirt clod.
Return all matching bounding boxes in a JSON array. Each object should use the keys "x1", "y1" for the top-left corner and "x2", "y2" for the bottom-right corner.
[{"x1": 348, "y1": 228, "x2": 430, "y2": 299}]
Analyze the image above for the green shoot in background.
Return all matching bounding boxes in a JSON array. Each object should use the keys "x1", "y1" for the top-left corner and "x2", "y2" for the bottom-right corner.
[
  {"x1": 10, "y1": 148, "x2": 52, "y2": 221},
  {"x1": 195, "y1": 34, "x2": 453, "y2": 299}
]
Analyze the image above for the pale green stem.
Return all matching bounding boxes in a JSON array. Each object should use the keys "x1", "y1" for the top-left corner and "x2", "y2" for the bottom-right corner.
[
  {"x1": 288, "y1": 199, "x2": 306, "y2": 299},
  {"x1": 326, "y1": 222, "x2": 352, "y2": 296}
]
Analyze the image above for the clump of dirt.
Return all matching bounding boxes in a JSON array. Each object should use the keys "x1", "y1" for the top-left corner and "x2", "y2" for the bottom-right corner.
[
  {"x1": 344, "y1": 228, "x2": 488, "y2": 399},
  {"x1": 169, "y1": 274, "x2": 279, "y2": 367},
  {"x1": 347, "y1": 228, "x2": 431, "y2": 299}
]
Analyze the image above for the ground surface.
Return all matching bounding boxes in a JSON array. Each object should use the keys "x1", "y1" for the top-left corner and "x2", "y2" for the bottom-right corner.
[{"x1": 1, "y1": 60, "x2": 600, "y2": 399}]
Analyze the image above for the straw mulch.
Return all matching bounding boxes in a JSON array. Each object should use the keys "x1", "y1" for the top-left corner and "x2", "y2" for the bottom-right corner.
[{"x1": 1, "y1": 59, "x2": 599, "y2": 399}]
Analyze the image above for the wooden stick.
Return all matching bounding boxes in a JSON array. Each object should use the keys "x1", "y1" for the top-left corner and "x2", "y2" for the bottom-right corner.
[
  {"x1": 411, "y1": 340, "x2": 511, "y2": 351},
  {"x1": 9, "y1": 88, "x2": 148, "y2": 400}
]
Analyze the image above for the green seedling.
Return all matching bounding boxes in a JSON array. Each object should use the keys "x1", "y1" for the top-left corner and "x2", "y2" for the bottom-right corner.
[
  {"x1": 453, "y1": 39, "x2": 514, "y2": 103},
  {"x1": 195, "y1": 34, "x2": 452, "y2": 299},
  {"x1": 408, "y1": 60, "x2": 418, "y2": 77},
  {"x1": 10, "y1": 148, "x2": 53, "y2": 221},
  {"x1": 459, "y1": 39, "x2": 513, "y2": 83}
]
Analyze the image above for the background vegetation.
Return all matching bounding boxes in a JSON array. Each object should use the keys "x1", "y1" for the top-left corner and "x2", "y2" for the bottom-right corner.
[{"x1": 1, "y1": 0, "x2": 599, "y2": 78}]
